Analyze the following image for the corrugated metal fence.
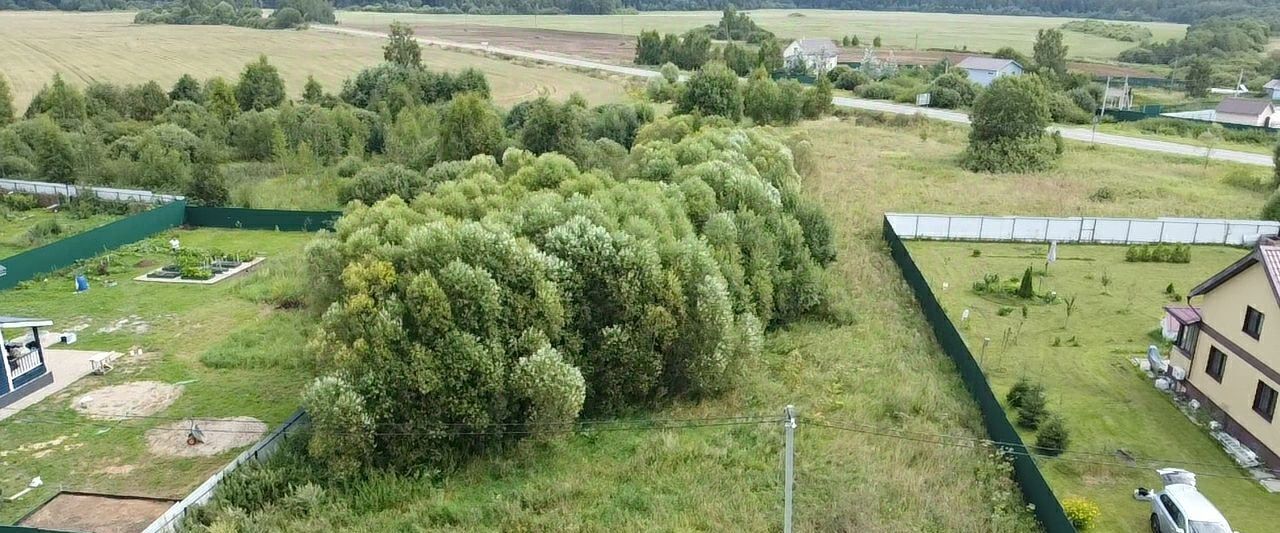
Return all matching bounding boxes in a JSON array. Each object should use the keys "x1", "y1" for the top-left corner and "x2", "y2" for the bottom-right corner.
[
  {"x1": 0, "y1": 178, "x2": 181, "y2": 204},
  {"x1": 0, "y1": 201, "x2": 188, "y2": 290},
  {"x1": 883, "y1": 217, "x2": 1077, "y2": 533},
  {"x1": 886, "y1": 212, "x2": 1280, "y2": 246}
]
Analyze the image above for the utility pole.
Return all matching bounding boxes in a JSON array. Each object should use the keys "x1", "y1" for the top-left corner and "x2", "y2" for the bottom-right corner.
[
  {"x1": 783, "y1": 405, "x2": 796, "y2": 533},
  {"x1": 1092, "y1": 75, "x2": 1111, "y2": 145}
]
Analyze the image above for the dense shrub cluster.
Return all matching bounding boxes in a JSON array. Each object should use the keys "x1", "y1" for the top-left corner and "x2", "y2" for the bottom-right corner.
[
  {"x1": 963, "y1": 76, "x2": 1059, "y2": 173},
  {"x1": 134, "y1": 0, "x2": 335, "y2": 29},
  {"x1": 661, "y1": 63, "x2": 833, "y2": 126},
  {"x1": 1124, "y1": 244, "x2": 1191, "y2": 263},
  {"x1": 1060, "y1": 20, "x2": 1152, "y2": 42},
  {"x1": 635, "y1": 9, "x2": 781, "y2": 73},
  {"x1": 301, "y1": 122, "x2": 835, "y2": 471}
]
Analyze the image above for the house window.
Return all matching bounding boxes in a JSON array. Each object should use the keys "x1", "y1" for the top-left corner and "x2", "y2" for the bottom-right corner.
[
  {"x1": 1254, "y1": 382, "x2": 1278, "y2": 422},
  {"x1": 1205, "y1": 347, "x2": 1227, "y2": 383},
  {"x1": 1243, "y1": 307, "x2": 1264, "y2": 340},
  {"x1": 1175, "y1": 324, "x2": 1199, "y2": 355}
]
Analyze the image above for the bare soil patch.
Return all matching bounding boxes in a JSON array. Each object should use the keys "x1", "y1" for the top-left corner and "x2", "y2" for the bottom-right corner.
[
  {"x1": 72, "y1": 381, "x2": 182, "y2": 420},
  {"x1": 145, "y1": 416, "x2": 266, "y2": 457},
  {"x1": 349, "y1": 22, "x2": 638, "y2": 64},
  {"x1": 18, "y1": 492, "x2": 175, "y2": 533}
]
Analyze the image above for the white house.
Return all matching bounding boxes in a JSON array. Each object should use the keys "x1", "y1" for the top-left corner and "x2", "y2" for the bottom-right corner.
[
  {"x1": 1263, "y1": 79, "x2": 1280, "y2": 101},
  {"x1": 782, "y1": 38, "x2": 839, "y2": 75},
  {"x1": 1214, "y1": 98, "x2": 1276, "y2": 128},
  {"x1": 955, "y1": 57, "x2": 1023, "y2": 87}
]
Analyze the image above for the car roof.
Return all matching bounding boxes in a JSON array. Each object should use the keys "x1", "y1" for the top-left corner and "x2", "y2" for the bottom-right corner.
[{"x1": 1164, "y1": 484, "x2": 1230, "y2": 523}]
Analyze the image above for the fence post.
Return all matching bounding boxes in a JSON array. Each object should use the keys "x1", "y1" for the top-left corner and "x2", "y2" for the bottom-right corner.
[
  {"x1": 978, "y1": 217, "x2": 985, "y2": 240},
  {"x1": 945, "y1": 216, "x2": 952, "y2": 240},
  {"x1": 1044, "y1": 219, "x2": 1050, "y2": 242},
  {"x1": 783, "y1": 405, "x2": 796, "y2": 533},
  {"x1": 1125, "y1": 220, "x2": 1133, "y2": 244}
]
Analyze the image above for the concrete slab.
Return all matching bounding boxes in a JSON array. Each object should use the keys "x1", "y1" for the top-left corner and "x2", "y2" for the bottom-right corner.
[
  {"x1": 0, "y1": 349, "x2": 115, "y2": 421},
  {"x1": 1262, "y1": 478, "x2": 1280, "y2": 494}
]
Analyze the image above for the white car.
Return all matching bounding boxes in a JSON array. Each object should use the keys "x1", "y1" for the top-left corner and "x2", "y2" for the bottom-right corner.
[{"x1": 1150, "y1": 484, "x2": 1235, "y2": 533}]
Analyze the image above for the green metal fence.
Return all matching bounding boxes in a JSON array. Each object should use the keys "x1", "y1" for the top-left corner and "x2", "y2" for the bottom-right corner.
[
  {"x1": 184, "y1": 207, "x2": 342, "y2": 232},
  {"x1": 882, "y1": 217, "x2": 1076, "y2": 533},
  {"x1": 0, "y1": 201, "x2": 187, "y2": 290},
  {"x1": 0, "y1": 526, "x2": 77, "y2": 533}
]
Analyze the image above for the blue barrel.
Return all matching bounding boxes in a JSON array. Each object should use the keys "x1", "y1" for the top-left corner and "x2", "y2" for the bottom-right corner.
[{"x1": 75, "y1": 275, "x2": 89, "y2": 292}]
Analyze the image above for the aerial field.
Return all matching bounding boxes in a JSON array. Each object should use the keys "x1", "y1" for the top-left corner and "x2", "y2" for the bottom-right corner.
[
  {"x1": 0, "y1": 11, "x2": 631, "y2": 110},
  {"x1": 337, "y1": 9, "x2": 1187, "y2": 62}
]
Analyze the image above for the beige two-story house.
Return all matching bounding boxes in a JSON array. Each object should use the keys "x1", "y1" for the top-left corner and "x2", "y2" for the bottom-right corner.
[{"x1": 1164, "y1": 238, "x2": 1280, "y2": 468}]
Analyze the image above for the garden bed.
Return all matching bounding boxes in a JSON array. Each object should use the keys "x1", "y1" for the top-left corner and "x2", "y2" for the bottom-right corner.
[{"x1": 135, "y1": 257, "x2": 265, "y2": 284}]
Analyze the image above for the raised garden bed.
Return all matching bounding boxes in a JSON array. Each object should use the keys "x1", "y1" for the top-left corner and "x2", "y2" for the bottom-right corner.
[{"x1": 135, "y1": 257, "x2": 265, "y2": 285}]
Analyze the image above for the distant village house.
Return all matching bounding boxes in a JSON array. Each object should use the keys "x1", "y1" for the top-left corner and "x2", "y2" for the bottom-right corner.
[
  {"x1": 1214, "y1": 97, "x2": 1276, "y2": 128},
  {"x1": 783, "y1": 38, "x2": 839, "y2": 75},
  {"x1": 955, "y1": 57, "x2": 1023, "y2": 87},
  {"x1": 1264, "y1": 79, "x2": 1280, "y2": 101}
]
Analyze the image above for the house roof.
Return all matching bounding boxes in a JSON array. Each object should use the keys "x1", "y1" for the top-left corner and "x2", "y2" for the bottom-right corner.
[
  {"x1": 792, "y1": 38, "x2": 838, "y2": 55},
  {"x1": 1214, "y1": 97, "x2": 1274, "y2": 116},
  {"x1": 1264, "y1": 79, "x2": 1280, "y2": 91},
  {"x1": 0, "y1": 317, "x2": 52, "y2": 329},
  {"x1": 1163, "y1": 305, "x2": 1202, "y2": 325},
  {"x1": 1190, "y1": 236, "x2": 1280, "y2": 302},
  {"x1": 956, "y1": 57, "x2": 1022, "y2": 72}
]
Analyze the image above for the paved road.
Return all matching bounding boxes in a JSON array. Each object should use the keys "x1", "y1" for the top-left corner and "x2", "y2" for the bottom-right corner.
[{"x1": 317, "y1": 25, "x2": 1274, "y2": 168}]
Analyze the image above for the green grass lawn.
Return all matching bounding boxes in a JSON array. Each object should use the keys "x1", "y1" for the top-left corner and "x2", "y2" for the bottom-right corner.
[
  {"x1": 337, "y1": 9, "x2": 1187, "y2": 61},
  {"x1": 1097, "y1": 123, "x2": 1277, "y2": 157},
  {"x1": 0, "y1": 227, "x2": 317, "y2": 523},
  {"x1": 906, "y1": 241, "x2": 1278, "y2": 533},
  {"x1": 0, "y1": 209, "x2": 118, "y2": 259}
]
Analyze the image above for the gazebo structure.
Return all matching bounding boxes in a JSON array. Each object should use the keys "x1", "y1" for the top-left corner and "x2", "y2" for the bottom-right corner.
[{"x1": 0, "y1": 316, "x2": 54, "y2": 409}]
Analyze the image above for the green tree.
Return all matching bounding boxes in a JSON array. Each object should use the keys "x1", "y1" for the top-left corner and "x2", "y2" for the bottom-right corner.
[
  {"x1": 270, "y1": 7, "x2": 303, "y2": 29},
  {"x1": 26, "y1": 74, "x2": 87, "y2": 129},
  {"x1": 1017, "y1": 266, "x2": 1035, "y2": 298},
  {"x1": 872, "y1": 35, "x2": 882, "y2": 48},
  {"x1": 302, "y1": 75, "x2": 325, "y2": 104},
  {"x1": 636, "y1": 29, "x2": 663, "y2": 65},
  {"x1": 1262, "y1": 189, "x2": 1280, "y2": 221},
  {"x1": 438, "y1": 92, "x2": 504, "y2": 162},
  {"x1": 521, "y1": 97, "x2": 585, "y2": 158},
  {"x1": 963, "y1": 75, "x2": 1057, "y2": 173},
  {"x1": 743, "y1": 69, "x2": 780, "y2": 124},
  {"x1": 676, "y1": 62, "x2": 743, "y2": 121},
  {"x1": 235, "y1": 55, "x2": 286, "y2": 111},
  {"x1": 1184, "y1": 57, "x2": 1213, "y2": 97},
  {"x1": 185, "y1": 156, "x2": 230, "y2": 206},
  {"x1": 203, "y1": 76, "x2": 239, "y2": 122},
  {"x1": 1032, "y1": 28, "x2": 1069, "y2": 78},
  {"x1": 802, "y1": 76, "x2": 833, "y2": 119},
  {"x1": 0, "y1": 75, "x2": 13, "y2": 125},
  {"x1": 722, "y1": 42, "x2": 755, "y2": 76},
  {"x1": 302, "y1": 376, "x2": 374, "y2": 477},
  {"x1": 850, "y1": 35, "x2": 860, "y2": 47},
  {"x1": 30, "y1": 116, "x2": 75, "y2": 183},
  {"x1": 169, "y1": 74, "x2": 203, "y2": 103},
  {"x1": 384, "y1": 22, "x2": 422, "y2": 68},
  {"x1": 757, "y1": 38, "x2": 783, "y2": 72},
  {"x1": 130, "y1": 80, "x2": 170, "y2": 121}
]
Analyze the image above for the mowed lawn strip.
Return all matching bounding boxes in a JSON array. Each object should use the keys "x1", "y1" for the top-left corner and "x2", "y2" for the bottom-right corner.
[
  {"x1": 907, "y1": 242, "x2": 1277, "y2": 533},
  {"x1": 0, "y1": 228, "x2": 315, "y2": 523},
  {"x1": 0, "y1": 11, "x2": 632, "y2": 110},
  {"x1": 337, "y1": 9, "x2": 1187, "y2": 61}
]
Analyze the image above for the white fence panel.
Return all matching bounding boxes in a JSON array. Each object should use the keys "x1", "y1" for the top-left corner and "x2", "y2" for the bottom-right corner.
[
  {"x1": 0, "y1": 178, "x2": 181, "y2": 204},
  {"x1": 887, "y1": 213, "x2": 1280, "y2": 245}
]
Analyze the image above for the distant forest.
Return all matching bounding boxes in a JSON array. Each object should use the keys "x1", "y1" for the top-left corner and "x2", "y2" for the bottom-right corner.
[{"x1": 4, "y1": 0, "x2": 1280, "y2": 28}]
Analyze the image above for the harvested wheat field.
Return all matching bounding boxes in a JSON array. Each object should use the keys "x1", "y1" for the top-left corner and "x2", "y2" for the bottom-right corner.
[
  {"x1": 0, "y1": 11, "x2": 631, "y2": 109},
  {"x1": 72, "y1": 381, "x2": 182, "y2": 420}
]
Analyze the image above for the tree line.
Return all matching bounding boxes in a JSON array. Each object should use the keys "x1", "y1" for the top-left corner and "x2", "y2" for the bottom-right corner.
[
  {"x1": 8, "y1": 0, "x2": 1280, "y2": 26},
  {"x1": 134, "y1": 0, "x2": 335, "y2": 29}
]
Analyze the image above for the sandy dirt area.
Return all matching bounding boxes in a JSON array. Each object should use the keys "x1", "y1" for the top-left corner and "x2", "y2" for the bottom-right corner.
[
  {"x1": 146, "y1": 416, "x2": 267, "y2": 457},
  {"x1": 18, "y1": 492, "x2": 175, "y2": 533},
  {"x1": 72, "y1": 381, "x2": 182, "y2": 420}
]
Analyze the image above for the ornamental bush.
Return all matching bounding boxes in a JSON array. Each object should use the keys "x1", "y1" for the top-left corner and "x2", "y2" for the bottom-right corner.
[{"x1": 1035, "y1": 415, "x2": 1071, "y2": 456}]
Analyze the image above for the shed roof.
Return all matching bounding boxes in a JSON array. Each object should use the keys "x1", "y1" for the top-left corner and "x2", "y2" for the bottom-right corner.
[
  {"x1": 792, "y1": 38, "x2": 838, "y2": 55},
  {"x1": 1214, "y1": 97, "x2": 1274, "y2": 116},
  {"x1": 1263, "y1": 79, "x2": 1280, "y2": 91},
  {"x1": 0, "y1": 317, "x2": 52, "y2": 329},
  {"x1": 956, "y1": 57, "x2": 1021, "y2": 72},
  {"x1": 1163, "y1": 305, "x2": 1202, "y2": 325}
]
